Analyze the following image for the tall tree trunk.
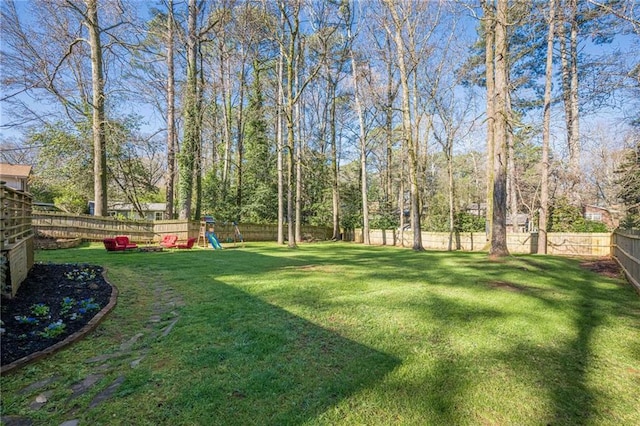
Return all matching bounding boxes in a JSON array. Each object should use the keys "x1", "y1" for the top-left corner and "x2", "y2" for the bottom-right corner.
[
  {"x1": 220, "y1": 42, "x2": 232, "y2": 196},
  {"x1": 507, "y1": 90, "x2": 518, "y2": 233},
  {"x1": 86, "y1": 0, "x2": 107, "y2": 217},
  {"x1": 284, "y1": 2, "x2": 300, "y2": 248},
  {"x1": 329, "y1": 80, "x2": 341, "y2": 240},
  {"x1": 294, "y1": 52, "x2": 303, "y2": 244},
  {"x1": 194, "y1": 52, "x2": 205, "y2": 221},
  {"x1": 490, "y1": 0, "x2": 510, "y2": 258},
  {"x1": 165, "y1": 0, "x2": 176, "y2": 220},
  {"x1": 385, "y1": 96, "x2": 394, "y2": 222},
  {"x1": 385, "y1": 1, "x2": 423, "y2": 251},
  {"x1": 178, "y1": 0, "x2": 198, "y2": 220},
  {"x1": 568, "y1": 0, "x2": 580, "y2": 182},
  {"x1": 276, "y1": 38, "x2": 285, "y2": 245},
  {"x1": 482, "y1": 0, "x2": 495, "y2": 245},
  {"x1": 235, "y1": 55, "x2": 247, "y2": 220},
  {"x1": 350, "y1": 42, "x2": 370, "y2": 245},
  {"x1": 385, "y1": 36, "x2": 394, "y2": 224},
  {"x1": 538, "y1": 0, "x2": 556, "y2": 254},
  {"x1": 398, "y1": 157, "x2": 405, "y2": 246},
  {"x1": 446, "y1": 138, "x2": 455, "y2": 250},
  {"x1": 558, "y1": 0, "x2": 581, "y2": 196}
]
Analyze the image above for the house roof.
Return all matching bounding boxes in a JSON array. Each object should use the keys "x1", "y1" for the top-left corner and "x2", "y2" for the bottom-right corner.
[{"x1": 0, "y1": 163, "x2": 32, "y2": 178}]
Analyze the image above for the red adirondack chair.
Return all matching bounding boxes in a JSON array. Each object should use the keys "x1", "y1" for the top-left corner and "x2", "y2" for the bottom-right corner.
[
  {"x1": 114, "y1": 236, "x2": 138, "y2": 250},
  {"x1": 176, "y1": 237, "x2": 196, "y2": 249},
  {"x1": 103, "y1": 238, "x2": 126, "y2": 251},
  {"x1": 160, "y1": 234, "x2": 178, "y2": 248}
]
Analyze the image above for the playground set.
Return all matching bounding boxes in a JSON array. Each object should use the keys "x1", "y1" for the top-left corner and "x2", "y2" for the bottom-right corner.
[{"x1": 198, "y1": 216, "x2": 244, "y2": 249}]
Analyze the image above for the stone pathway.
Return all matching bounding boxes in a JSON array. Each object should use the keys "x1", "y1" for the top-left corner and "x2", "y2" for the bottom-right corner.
[{"x1": 1, "y1": 280, "x2": 184, "y2": 426}]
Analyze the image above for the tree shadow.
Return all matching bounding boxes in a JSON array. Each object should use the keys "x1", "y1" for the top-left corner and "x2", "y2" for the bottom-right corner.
[
  {"x1": 34, "y1": 243, "x2": 639, "y2": 423},
  {"x1": 158, "y1": 280, "x2": 401, "y2": 425}
]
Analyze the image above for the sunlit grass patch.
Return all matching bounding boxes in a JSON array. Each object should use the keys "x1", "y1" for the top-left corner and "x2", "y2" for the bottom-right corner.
[{"x1": 1, "y1": 242, "x2": 638, "y2": 425}]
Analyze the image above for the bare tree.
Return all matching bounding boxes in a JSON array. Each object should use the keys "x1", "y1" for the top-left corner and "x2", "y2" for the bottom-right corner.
[
  {"x1": 381, "y1": 0, "x2": 424, "y2": 251},
  {"x1": 557, "y1": 0, "x2": 581, "y2": 195},
  {"x1": 339, "y1": 2, "x2": 372, "y2": 244},
  {"x1": 1, "y1": 0, "x2": 127, "y2": 216},
  {"x1": 538, "y1": 0, "x2": 556, "y2": 254}
]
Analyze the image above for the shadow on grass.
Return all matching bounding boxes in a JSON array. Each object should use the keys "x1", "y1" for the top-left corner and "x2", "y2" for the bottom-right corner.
[
  {"x1": 279, "y1": 247, "x2": 637, "y2": 423},
  {"x1": 491, "y1": 265, "x2": 605, "y2": 424},
  {"x1": 32, "y1": 243, "x2": 639, "y2": 424},
  {"x1": 154, "y1": 280, "x2": 401, "y2": 425}
]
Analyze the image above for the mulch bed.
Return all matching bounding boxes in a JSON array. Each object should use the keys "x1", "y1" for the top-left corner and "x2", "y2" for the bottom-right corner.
[
  {"x1": 1, "y1": 263, "x2": 112, "y2": 367},
  {"x1": 579, "y1": 257, "x2": 622, "y2": 279}
]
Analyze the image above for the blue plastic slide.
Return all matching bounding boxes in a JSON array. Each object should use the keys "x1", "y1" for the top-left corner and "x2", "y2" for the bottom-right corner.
[{"x1": 207, "y1": 232, "x2": 223, "y2": 250}]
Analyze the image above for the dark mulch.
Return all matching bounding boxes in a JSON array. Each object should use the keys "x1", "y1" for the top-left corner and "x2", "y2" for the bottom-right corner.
[
  {"x1": 1, "y1": 263, "x2": 112, "y2": 366},
  {"x1": 579, "y1": 258, "x2": 623, "y2": 279}
]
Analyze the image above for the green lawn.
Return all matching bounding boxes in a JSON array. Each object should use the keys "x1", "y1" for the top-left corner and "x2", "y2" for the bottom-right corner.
[{"x1": 2, "y1": 242, "x2": 639, "y2": 425}]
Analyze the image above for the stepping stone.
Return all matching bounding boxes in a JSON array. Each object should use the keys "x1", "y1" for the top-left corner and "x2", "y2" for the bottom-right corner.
[
  {"x1": 130, "y1": 356, "x2": 145, "y2": 368},
  {"x1": 161, "y1": 319, "x2": 179, "y2": 337},
  {"x1": 69, "y1": 374, "x2": 104, "y2": 400},
  {"x1": 120, "y1": 333, "x2": 144, "y2": 351},
  {"x1": 59, "y1": 420, "x2": 79, "y2": 426},
  {"x1": 18, "y1": 376, "x2": 60, "y2": 395},
  {"x1": 85, "y1": 353, "x2": 123, "y2": 364},
  {"x1": 0, "y1": 415, "x2": 33, "y2": 425},
  {"x1": 95, "y1": 363, "x2": 113, "y2": 372},
  {"x1": 88, "y1": 376, "x2": 125, "y2": 409}
]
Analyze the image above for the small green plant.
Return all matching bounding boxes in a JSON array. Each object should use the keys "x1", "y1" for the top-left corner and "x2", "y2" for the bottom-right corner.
[
  {"x1": 14, "y1": 315, "x2": 39, "y2": 325},
  {"x1": 78, "y1": 298, "x2": 100, "y2": 313},
  {"x1": 60, "y1": 297, "x2": 76, "y2": 316},
  {"x1": 30, "y1": 303, "x2": 50, "y2": 318},
  {"x1": 38, "y1": 320, "x2": 66, "y2": 339},
  {"x1": 64, "y1": 267, "x2": 97, "y2": 282}
]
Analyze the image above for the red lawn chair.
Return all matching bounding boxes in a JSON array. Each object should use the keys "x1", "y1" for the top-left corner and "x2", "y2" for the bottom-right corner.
[
  {"x1": 176, "y1": 237, "x2": 196, "y2": 249},
  {"x1": 103, "y1": 238, "x2": 126, "y2": 251},
  {"x1": 114, "y1": 236, "x2": 138, "y2": 250},
  {"x1": 160, "y1": 234, "x2": 178, "y2": 248}
]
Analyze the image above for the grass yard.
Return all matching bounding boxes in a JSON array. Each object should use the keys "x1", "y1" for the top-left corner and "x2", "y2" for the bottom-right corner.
[{"x1": 1, "y1": 242, "x2": 639, "y2": 425}]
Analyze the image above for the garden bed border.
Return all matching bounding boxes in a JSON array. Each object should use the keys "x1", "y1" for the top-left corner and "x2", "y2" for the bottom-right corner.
[{"x1": 0, "y1": 269, "x2": 118, "y2": 375}]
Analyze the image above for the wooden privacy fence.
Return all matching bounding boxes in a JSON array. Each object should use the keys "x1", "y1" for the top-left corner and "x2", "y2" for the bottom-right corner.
[
  {"x1": 1, "y1": 183, "x2": 34, "y2": 297},
  {"x1": 352, "y1": 229, "x2": 612, "y2": 257},
  {"x1": 612, "y1": 230, "x2": 640, "y2": 294},
  {"x1": 33, "y1": 212, "x2": 155, "y2": 242},
  {"x1": 32, "y1": 213, "x2": 333, "y2": 245},
  {"x1": 208, "y1": 222, "x2": 332, "y2": 245}
]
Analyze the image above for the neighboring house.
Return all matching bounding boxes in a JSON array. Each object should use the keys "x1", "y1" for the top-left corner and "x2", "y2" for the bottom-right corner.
[
  {"x1": 89, "y1": 201, "x2": 167, "y2": 221},
  {"x1": 583, "y1": 204, "x2": 619, "y2": 229},
  {"x1": 465, "y1": 202, "x2": 487, "y2": 217},
  {"x1": 0, "y1": 163, "x2": 32, "y2": 192},
  {"x1": 506, "y1": 213, "x2": 531, "y2": 233}
]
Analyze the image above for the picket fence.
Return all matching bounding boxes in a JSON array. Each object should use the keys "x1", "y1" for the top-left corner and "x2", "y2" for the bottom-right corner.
[{"x1": 612, "y1": 230, "x2": 640, "y2": 294}]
